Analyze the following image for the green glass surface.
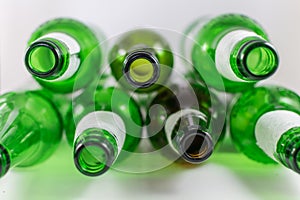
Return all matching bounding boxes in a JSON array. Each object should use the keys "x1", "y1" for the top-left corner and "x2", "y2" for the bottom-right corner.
[
  {"x1": 66, "y1": 82, "x2": 143, "y2": 176},
  {"x1": 147, "y1": 81, "x2": 226, "y2": 162},
  {"x1": 276, "y1": 127, "x2": 300, "y2": 173},
  {"x1": 0, "y1": 91, "x2": 63, "y2": 178},
  {"x1": 230, "y1": 85, "x2": 300, "y2": 164},
  {"x1": 25, "y1": 18, "x2": 103, "y2": 93},
  {"x1": 189, "y1": 14, "x2": 278, "y2": 92},
  {"x1": 79, "y1": 146, "x2": 107, "y2": 171},
  {"x1": 298, "y1": 152, "x2": 300, "y2": 169},
  {"x1": 245, "y1": 46, "x2": 277, "y2": 76},
  {"x1": 129, "y1": 58, "x2": 154, "y2": 83},
  {"x1": 74, "y1": 128, "x2": 117, "y2": 176},
  {"x1": 28, "y1": 46, "x2": 56, "y2": 73},
  {"x1": 109, "y1": 29, "x2": 174, "y2": 92}
]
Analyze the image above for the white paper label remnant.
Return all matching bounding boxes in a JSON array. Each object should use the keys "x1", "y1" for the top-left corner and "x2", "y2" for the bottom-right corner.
[
  {"x1": 215, "y1": 30, "x2": 262, "y2": 82},
  {"x1": 255, "y1": 110, "x2": 300, "y2": 160},
  {"x1": 75, "y1": 111, "x2": 126, "y2": 156},
  {"x1": 38, "y1": 32, "x2": 81, "y2": 81},
  {"x1": 164, "y1": 108, "x2": 206, "y2": 153}
]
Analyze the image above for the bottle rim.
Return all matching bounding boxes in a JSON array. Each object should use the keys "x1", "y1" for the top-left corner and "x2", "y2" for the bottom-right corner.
[
  {"x1": 278, "y1": 130, "x2": 300, "y2": 174},
  {"x1": 73, "y1": 136, "x2": 115, "y2": 177},
  {"x1": 25, "y1": 39, "x2": 64, "y2": 79},
  {"x1": 292, "y1": 148, "x2": 300, "y2": 173},
  {"x1": 282, "y1": 131, "x2": 300, "y2": 173},
  {"x1": 123, "y1": 50, "x2": 160, "y2": 88},
  {"x1": 236, "y1": 40, "x2": 279, "y2": 80},
  {"x1": 179, "y1": 127, "x2": 214, "y2": 164}
]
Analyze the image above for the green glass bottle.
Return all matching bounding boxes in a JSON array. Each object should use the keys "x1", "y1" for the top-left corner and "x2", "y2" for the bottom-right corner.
[
  {"x1": 182, "y1": 14, "x2": 279, "y2": 92},
  {"x1": 230, "y1": 85, "x2": 300, "y2": 174},
  {"x1": 0, "y1": 90, "x2": 63, "y2": 178},
  {"x1": 108, "y1": 29, "x2": 174, "y2": 92},
  {"x1": 24, "y1": 18, "x2": 104, "y2": 93},
  {"x1": 147, "y1": 80, "x2": 226, "y2": 164},
  {"x1": 65, "y1": 81, "x2": 143, "y2": 176}
]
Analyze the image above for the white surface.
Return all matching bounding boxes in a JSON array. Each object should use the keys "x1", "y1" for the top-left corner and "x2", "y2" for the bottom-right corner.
[
  {"x1": 75, "y1": 111, "x2": 126, "y2": 156},
  {"x1": 255, "y1": 110, "x2": 300, "y2": 160},
  {"x1": 1, "y1": 0, "x2": 300, "y2": 199},
  {"x1": 215, "y1": 30, "x2": 260, "y2": 82},
  {"x1": 165, "y1": 108, "x2": 206, "y2": 153},
  {"x1": 38, "y1": 32, "x2": 81, "y2": 81}
]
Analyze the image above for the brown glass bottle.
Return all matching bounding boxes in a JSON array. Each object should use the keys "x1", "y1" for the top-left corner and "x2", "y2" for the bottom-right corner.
[{"x1": 146, "y1": 81, "x2": 226, "y2": 164}]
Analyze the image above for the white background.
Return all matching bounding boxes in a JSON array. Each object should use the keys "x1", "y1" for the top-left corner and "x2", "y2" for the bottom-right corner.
[{"x1": 1, "y1": 0, "x2": 300, "y2": 199}]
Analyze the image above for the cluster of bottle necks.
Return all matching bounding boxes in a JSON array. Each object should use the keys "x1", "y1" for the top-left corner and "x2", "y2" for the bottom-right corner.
[{"x1": 1, "y1": 13, "x2": 300, "y2": 179}]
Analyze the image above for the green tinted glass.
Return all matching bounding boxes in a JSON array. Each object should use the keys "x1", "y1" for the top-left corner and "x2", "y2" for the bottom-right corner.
[
  {"x1": 29, "y1": 46, "x2": 56, "y2": 73},
  {"x1": 78, "y1": 145, "x2": 108, "y2": 174},
  {"x1": 246, "y1": 46, "x2": 277, "y2": 76},
  {"x1": 129, "y1": 58, "x2": 154, "y2": 83}
]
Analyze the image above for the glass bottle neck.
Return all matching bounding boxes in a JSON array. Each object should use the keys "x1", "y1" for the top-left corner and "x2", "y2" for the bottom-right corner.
[
  {"x1": 215, "y1": 30, "x2": 278, "y2": 82},
  {"x1": 0, "y1": 107, "x2": 41, "y2": 178},
  {"x1": 73, "y1": 111, "x2": 126, "y2": 176},
  {"x1": 0, "y1": 145, "x2": 10, "y2": 178},
  {"x1": 74, "y1": 128, "x2": 117, "y2": 176},
  {"x1": 255, "y1": 110, "x2": 300, "y2": 174},
  {"x1": 123, "y1": 49, "x2": 160, "y2": 88},
  {"x1": 165, "y1": 109, "x2": 213, "y2": 163},
  {"x1": 235, "y1": 39, "x2": 278, "y2": 80},
  {"x1": 276, "y1": 128, "x2": 300, "y2": 174},
  {"x1": 25, "y1": 32, "x2": 81, "y2": 81}
]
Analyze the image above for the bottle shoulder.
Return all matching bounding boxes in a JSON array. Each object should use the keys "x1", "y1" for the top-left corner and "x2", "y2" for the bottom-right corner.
[
  {"x1": 231, "y1": 86, "x2": 300, "y2": 116},
  {"x1": 230, "y1": 86, "x2": 300, "y2": 164},
  {"x1": 109, "y1": 29, "x2": 173, "y2": 66},
  {"x1": 113, "y1": 29, "x2": 171, "y2": 51},
  {"x1": 0, "y1": 91, "x2": 61, "y2": 121},
  {"x1": 70, "y1": 86, "x2": 143, "y2": 129},
  {"x1": 0, "y1": 91, "x2": 62, "y2": 164},
  {"x1": 28, "y1": 18, "x2": 100, "y2": 48},
  {"x1": 194, "y1": 14, "x2": 269, "y2": 46}
]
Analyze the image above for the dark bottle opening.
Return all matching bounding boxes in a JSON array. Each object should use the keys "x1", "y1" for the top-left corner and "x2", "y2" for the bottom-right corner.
[
  {"x1": 123, "y1": 50, "x2": 160, "y2": 88},
  {"x1": 25, "y1": 40, "x2": 64, "y2": 79},
  {"x1": 237, "y1": 40, "x2": 279, "y2": 80},
  {"x1": 179, "y1": 129, "x2": 213, "y2": 164}
]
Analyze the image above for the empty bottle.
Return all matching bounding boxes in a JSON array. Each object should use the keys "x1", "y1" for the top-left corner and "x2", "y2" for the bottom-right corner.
[
  {"x1": 108, "y1": 29, "x2": 174, "y2": 93},
  {"x1": 0, "y1": 90, "x2": 63, "y2": 178},
  {"x1": 230, "y1": 85, "x2": 300, "y2": 174},
  {"x1": 182, "y1": 14, "x2": 279, "y2": 92},
  {"x1": 24, "y1": 18, "x2": 104, "y2": 93},
  {"x1": 147, "y1": 79, "x2": 226, "y2": 164},
  {"x1": 65, "y1": 79, "x2": 143, "y2": 176}
]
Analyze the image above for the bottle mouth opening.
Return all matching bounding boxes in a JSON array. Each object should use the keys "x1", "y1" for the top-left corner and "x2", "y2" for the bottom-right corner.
[
  {"x1": 74, "y1": 140, "x2": 114, "y2": 177},
  {"x1": 25, "y1": 40, "x2": 62, "y2": 78},
  {"x1": 180, "y1": 131, "x2": 213, "y2": 164},
  {"x1": 237, "y1": 40, "x2": 279, "y2": 80},
  {"x1": 277, "y1": 129, "x2": 300, "y2": 174},
  {"x1": 0, "y1": 144, "x2": 10, "y2": 178},
  {"x1": 123, "y1": 50, "x2": 160, "y2": 88}
]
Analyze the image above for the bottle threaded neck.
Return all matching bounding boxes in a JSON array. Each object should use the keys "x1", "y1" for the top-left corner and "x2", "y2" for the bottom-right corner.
[
  {"x1": 123, "y1": 50, "x2": 160, "y2": 88},
  {"x1": 276, "y1": 127, "x2": 300, "y2": 174},
  {"x1": 236, "y1": 40, "x2": 279, "y2": 80},
  {"x1": 73, "y1": 129, "x2": 117, "y2": 177},
  {"x1": 25, "y1": 39, "x2": 65, "y2": 79},
  {"x1": 177, "y1": 125, "x2": 213, "y2": 164},
  {"x1": 0, "y1": 144, "x2": 10, "y2": 178}
]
